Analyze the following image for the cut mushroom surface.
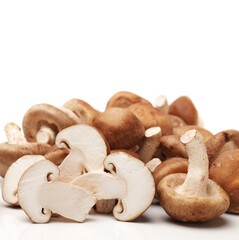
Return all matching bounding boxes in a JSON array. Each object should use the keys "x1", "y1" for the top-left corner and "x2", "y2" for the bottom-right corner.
[
  {"x1": 18, "y1": 159, "x2": 96, "y2": 223},
  {"x1": 55, "y1": 124, "x2": 109, "y2": 182},
  {"x1": 72, "y1": 151, "x2": 155, "y2": 221},
  {"x1": 157, "y1": 129, "x2": 229, "y2": 222},
  {"x1": 2, "y1": 155, "x2": 45, "y2": 205}
]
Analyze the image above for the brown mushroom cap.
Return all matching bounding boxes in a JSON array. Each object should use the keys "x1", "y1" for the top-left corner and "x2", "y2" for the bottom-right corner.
[
  {"x1": 209, "y1": 149, "x2": 239, "y2": 213},
  {"x1": 63, "y1": 99, "x2": 100, "y2": 125},
  {"x1": 168, "y1": 96, "x2": 198, "y2": 125},
  {"x1": 173, "y1": 125, "x2": 213, "y2": 142},
  {"x1": 22, "y1": 104, "x2": 80, "y2": 144},
  {"x1": 106, "y1": 91, "x2": 152, "y2": 109},
  {"x1": 157, "y1": 173, "x2": 230, "y2": 222},
  {"x1": 127, "y1": 103, "x2": 173, "y2": 136},
  {"x1": 153, "y1": 157, "x2": 188, "y2": 189},
  {"x1": 92, "y1": 107, "x2": 145, "y2": 149},
  {"x1": 0, "y1": 142, "x2": 51, "y2": 177},
  {"x1": 206, "y1": 130, "x2": 239, "y2": 166}
]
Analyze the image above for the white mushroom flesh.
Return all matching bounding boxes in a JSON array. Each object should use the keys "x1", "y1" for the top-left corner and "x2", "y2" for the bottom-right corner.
[
  {"x1": 176, "y1": 129, "x2": 208, "y2": 197},
  {"x1": 2, "y1": 155, "x2": 45, "y2": 205}
]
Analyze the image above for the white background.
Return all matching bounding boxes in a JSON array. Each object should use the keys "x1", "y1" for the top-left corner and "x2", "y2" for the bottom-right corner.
[{"x1": 0, "y1": 1, "x2": 239, "y2": 239}]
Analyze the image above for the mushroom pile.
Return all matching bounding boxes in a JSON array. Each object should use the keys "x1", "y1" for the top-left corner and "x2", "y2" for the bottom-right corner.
[{"x1": 0, "y1": 91, "x2": 238, "y2": 223}]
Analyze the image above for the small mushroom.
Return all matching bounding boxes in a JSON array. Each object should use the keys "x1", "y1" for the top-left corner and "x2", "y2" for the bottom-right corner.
[
  {"x1": 206, "y1": 129, "x2": 239, "y2": 165},
  {"x1": 92, "y1": 107, "x2": 145, "y2": 150},
  {"x1": 44, "y1": 145, "x2": 68, "y2": 166},
  {"x1": 173, "y1": 125, "x2": 213, "y2": 142},
  {"x1": 209, "y1": 149, "x2": 239, "y2": 213},
  {"x1": 106, "y1": 91, "x2": 152, "y2": 109},
  {"x1": 72, "y1": 151, "x2": 155, "y2": 221},
  {"x1": 127, "y1": 103, "x2": 173, "y2": 136},
  {"x1": 62, "y1": 99, "x2": 100, "y2": 125},
  {"x1": 157, "y1": 129, "x2": 229, "y2": 222},
  {"x1": 2, "y1": 155, "x2": 45, "y2": 205},
  {"x1": 168, "y1": 96, "x2": 199, "y2": 125},
  {"x1": 137, "y1": 126, "x2": 162, "y2": 164},
  {"x1": 22, "y1": 103, "x2": 81, "y2": 145},
  {"x1": 18, "y1": 159, "x2": 96, "y2": 223}
]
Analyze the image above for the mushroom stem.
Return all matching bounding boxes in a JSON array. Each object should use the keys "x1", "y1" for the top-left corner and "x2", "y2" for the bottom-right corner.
[
  {"x1": 4, "y1": 123, "x2": 27, "y2": 144},
  {"x1": 154, "y1": 95, "x2": 169, "y2": 113},
  {"x1": 176, "y1": 130, "x2": 208, "y2": 197},
  {"x1": 137, "y1": 127, "x2": 162, "y2": 163},
  {"x1": 36, "y1": 125, "x2": 56, "y2": 145}
]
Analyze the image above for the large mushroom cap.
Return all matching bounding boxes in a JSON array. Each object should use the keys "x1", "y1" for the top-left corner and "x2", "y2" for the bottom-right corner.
[
  {"x1": 157, "y1": 173, "x2": 230, "y2": 222},
  {"x1": 22, "y1": 103, "x2": 80, "y2": 144},
  {"x1": 106, "y1": 91, "x2": 152, "y2": 108},
  {"x1": 209, "y1": 149, "x2": 239, "y2": 213},
  {"x1": 92, "y1": 107, "x2": 145, "y2": 149},
  {"x1": 127, "y1": 103, "x2": 173, "y2": 136},
  {"x1": 168, "y1": 96, "x2": 198, "y2": 125}
]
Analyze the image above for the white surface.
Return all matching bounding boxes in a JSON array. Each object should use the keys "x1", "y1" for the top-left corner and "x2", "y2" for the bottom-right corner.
[{"x1": 0, "y1": 1, "x2": 239, "y2": 239}]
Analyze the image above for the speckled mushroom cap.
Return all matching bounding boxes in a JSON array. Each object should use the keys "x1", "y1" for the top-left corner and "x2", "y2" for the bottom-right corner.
[
  {"x1": 92, "y1": 107, "x2": 145, "y2": 150},
  {"x1": 168, "y1": 96, "x2": 198, "y2": 125},
  {"x1": 0, "y1": 142, "x2": 51, "y2": 177},
  {"x1": 22, "y1": 104, "x2": 80, "y2": 144},
  {"x1": 63, "y1": 99, "x2": 100, "y2": 125},
  {"x1": 106, "y1": 91, "x2": 152, "y2": 108},
  {"x1": 157, "y1": 173, "x2": 230, "y2": 222},
  {"x1": 173, "y1": 125, "x2": 213, "y2": 142},
  {"x1": 209, "y1": 149, "x2": 239, "y2": 213},
  {"x1": 127, "y1": 103, "x2": 173, "y2": 136}
]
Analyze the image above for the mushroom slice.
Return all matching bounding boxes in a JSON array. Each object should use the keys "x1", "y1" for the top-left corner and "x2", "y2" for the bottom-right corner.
[
  {"x1": 55, "y1": 124, "x2": 109, "y2": 182},
  {"x1": 157, "y1": 130, "x2": 229, "y2": 222},
  {"x1": 22, "y1": 103, "x2": 80, "y2": 145},
  {"x1": 18, "y1": 159, "x2": 96, "y2": 223},
  {"x1": 2, "y1": 155, "x2": 45, "y2": 205},
  {"x1": 72, "y1": 151, "x2": 155, "y2": 221}
]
